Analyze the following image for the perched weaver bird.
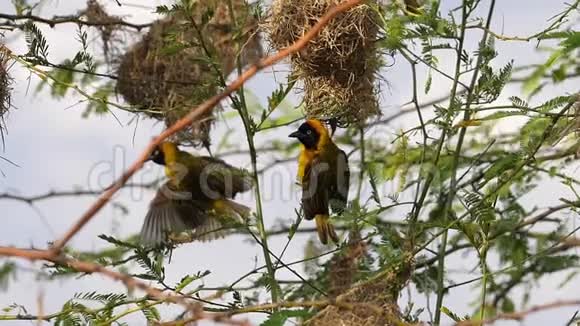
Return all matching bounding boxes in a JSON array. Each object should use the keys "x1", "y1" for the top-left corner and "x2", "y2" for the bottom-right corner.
[
  {"x1": 140, "y1": 141, "x2": 253, "y2": 245},
  {"x1": 289, "y1": 119, "x2": 350, "y2": 244}
]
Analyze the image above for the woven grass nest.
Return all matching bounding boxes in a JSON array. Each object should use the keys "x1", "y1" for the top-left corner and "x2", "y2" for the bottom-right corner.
[
  {"x1": 265, "y1": 0, "x2": 381, "y2": 126},
  {"x1": 116, "y1": 0, "x2": 262, "y2": 147},
  {"x1": 306, "y1": 251, "x2": 412, "y2": 326},
  {"x1": 83, "y1": 0, "x2": 125, "y2": 60}
]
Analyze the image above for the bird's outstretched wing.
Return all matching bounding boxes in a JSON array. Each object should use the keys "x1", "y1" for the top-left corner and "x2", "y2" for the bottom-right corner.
[
  {"x1": 192, "y1": 198, "x2": 251, "y2": 241},
  {"x1": 199, "y1": 156, "x2": 254, "y2": 199},
  {"x1": 139, "y1": 183, "x2": 207, "y2": 245}
]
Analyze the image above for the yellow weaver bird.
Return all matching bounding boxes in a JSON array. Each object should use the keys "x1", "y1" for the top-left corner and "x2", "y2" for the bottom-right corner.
[
  {"x1": 289, "y1": 120, "x2": 350, "y2": 244},
  {"x1": 140, "y1": 142, "x2": 253, "y2": 245}
]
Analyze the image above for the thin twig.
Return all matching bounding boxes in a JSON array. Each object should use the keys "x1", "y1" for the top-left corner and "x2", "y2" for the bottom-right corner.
[
  {"x1": 0, "y1": 247, "x2": 257, "y2": 324},
  {"x1": 456, "y1": 299, "x2": 580, "y2": 325},
  {"x1": 0, "y1": 181, "x2": 159, "y2": 204},
  {"x1": 0, "y1": 247, "x2": 196, "y2": 310},
  {"x1": 0, "y1": 13, "x2": 152, "y2": 30}
]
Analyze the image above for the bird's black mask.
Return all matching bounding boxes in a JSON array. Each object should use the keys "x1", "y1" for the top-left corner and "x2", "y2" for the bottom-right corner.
[
  {"x1": 289, "y1": 122, "x2": 320, "y2": 150},
  {"x1": 149, "y1": 146, "x2": 166, "y2": 165}
]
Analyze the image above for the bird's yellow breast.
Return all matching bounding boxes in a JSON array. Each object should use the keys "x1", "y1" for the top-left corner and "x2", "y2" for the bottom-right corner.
[
  {"x1": 160, "y1": 142, "x2": 200, "y2": 189},
  {"x1": 297, "y1": 146, "x2": 317, "y2": 182},
  {"x1": 295, "y1": 119, "x2": 338, "y2": 183}
]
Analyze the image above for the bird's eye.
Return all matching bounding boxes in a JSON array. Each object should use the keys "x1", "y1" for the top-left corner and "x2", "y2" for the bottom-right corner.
[{"x1": 306, "y1": 130, "x2": 312, "y2": 135}]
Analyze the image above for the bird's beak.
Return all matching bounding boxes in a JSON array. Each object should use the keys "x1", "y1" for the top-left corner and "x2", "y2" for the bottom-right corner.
[{"x1": 288, "y1": 131, "x2": 302, "y2": 138}]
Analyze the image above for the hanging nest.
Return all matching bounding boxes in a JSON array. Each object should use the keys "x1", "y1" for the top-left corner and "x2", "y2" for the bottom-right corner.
[
  {"x1": 116, "y1": 0, "x2": 262, "y2": 147},
  {"x1": 82, "y1": 0, "x2": 125, "y2": 60},
  {"x1": 328, "y1": 230, "x2": 367, "y2": 297},
  {"x1": 0, "y1": 44, "x2": 13, "y2": 139},
  {"x1": 305, "y1": 252, "x2": 412, "y2": 326},
  {"x1": 265, "y1": 0, "x2": 381, "y2": 126}
]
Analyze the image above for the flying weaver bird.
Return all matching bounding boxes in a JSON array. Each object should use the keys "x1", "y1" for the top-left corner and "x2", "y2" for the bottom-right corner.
[
  {"x1": 140, "y1": 142, "x2": 253, "y2": 245},
  {"x1": 289, "y1": 119, "x2": 350, "y2": 244}
]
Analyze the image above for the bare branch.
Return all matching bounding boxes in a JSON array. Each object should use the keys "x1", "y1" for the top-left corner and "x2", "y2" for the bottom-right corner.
[
  {"x1": 0, "y1": 247, "x2": 251, "y2": 325},
  {"x1": 0, "y1": 13, "x2": 152, "y2": 30},
  {"x1": 0, "y1": 247, "x2": 195, "y2": 310},
  {"x1": 0, "y1": 181, "x2": 159, "y2": 204},
  {"x1": 457, "y1": 299, "x2": 580, "y2": 325}
]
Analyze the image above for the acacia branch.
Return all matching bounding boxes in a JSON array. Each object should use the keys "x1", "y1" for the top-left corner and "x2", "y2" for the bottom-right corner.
[
  {"x1": 415, "y1": 201, "x2": 578, "y2": 271},
  {"x1": 457, "y1": 299, "x2": 580, "y2": 325},
  {"x1": 515, "y1": 202, "x2": 579, "y2": 230},
  {"x1": 49, "y1": 0, "x2": 364, "y2": 253},
  {"x1": 161, "y1": 299, "x2": 381, "y2": 326},
  {"x1": 0, "y1": 247, "x2": 195, "y2": 309},
  {"x1": 0, "y1": 181, "x2": 159, "y2": 204},
  {"x1": 0, "y1": 247, "x2": 252, "y2": 325},
  {"x1": 0, "y1": 13, "x2": 152, "y2": 30},
  {"x1": 365, "y1": 89, "x2": 468, "y2": 129}
]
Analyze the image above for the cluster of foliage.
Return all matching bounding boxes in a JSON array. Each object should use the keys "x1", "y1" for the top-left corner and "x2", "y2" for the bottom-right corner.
[{"x1": 1, "y1": 0, "x2": 579, "y2": 325}]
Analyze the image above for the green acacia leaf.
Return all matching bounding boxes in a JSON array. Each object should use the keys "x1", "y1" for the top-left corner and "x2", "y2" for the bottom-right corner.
[
  {"x1": 175, "y1": 275, "x2": 196, "y2": 292},
  {"x1": 441, "y1": 306, "x2": 463, "y2": 322},
  {"x1": 561, "y1": 31, "x2": 580, "y2": 52},
  {"x1": 140, "y1": 304, "x2": 160, "y2": 322},
  {"x1": 500, "y1": 298, "x2": 515, "y2": 313},
  {"x1": 523, "y1": 49, "x2": 563, "y2": 94},
  {"x1": 259, "y1": 310, "x2": 312, "y2": 326},
  {"x1": 483, "y1": 155, "x2": 520, "y2": 181}
]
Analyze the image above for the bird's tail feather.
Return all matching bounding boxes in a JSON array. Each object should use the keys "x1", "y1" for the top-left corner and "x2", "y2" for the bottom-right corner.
[
  {"x1": 140, "y1": 205, "x2": 188, "y2": 245},
  {"x1": 315, "y1": 214, "x2": 339, "y2": 245},
  {"x1": 191, "y1": 199, "x2": 251, "y2": 242},
  {"x1": 141, "y1": 199, "x2": 252, "y2": 245},
  {"x1": 191, "y1": 218, "x2": 228, "y2": 242},
  {"x1": 214, "y1": 199, "x2": 251, "y2": 220},
  {"x1": 225, "y1": 200, "x2": 251, "y2": 219}
]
